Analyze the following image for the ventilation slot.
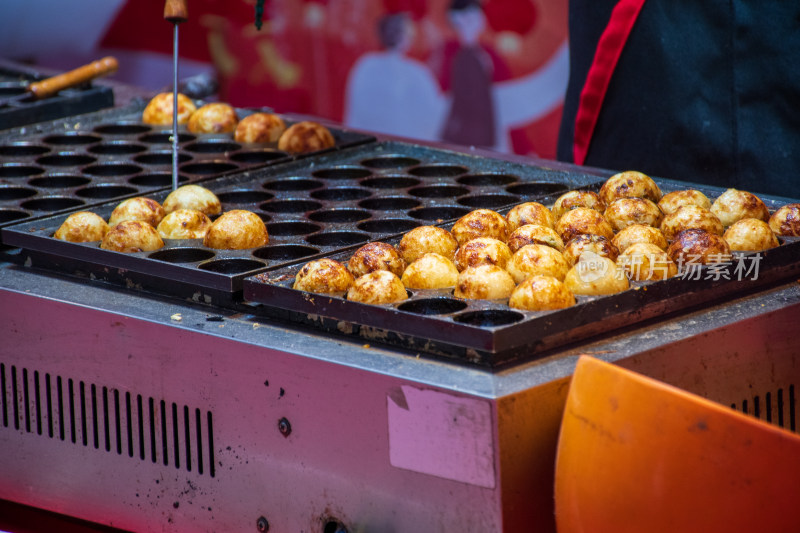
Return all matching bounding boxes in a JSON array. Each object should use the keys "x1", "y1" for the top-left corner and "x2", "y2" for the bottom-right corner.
[
  {"x1": 731, "y1": 385, "x2": 797, "y2": 433},
  {"x1": 0, "y1": 363, "x2": 215, "y2": 478}
]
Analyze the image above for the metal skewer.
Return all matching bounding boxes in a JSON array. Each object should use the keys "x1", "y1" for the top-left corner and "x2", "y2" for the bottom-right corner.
[
  {"x1": 171, "y1": 24, "x2": 179, "y2": 192},
  {"x1": 164, "y1": 0, "x2": 189, "y2": 192}
]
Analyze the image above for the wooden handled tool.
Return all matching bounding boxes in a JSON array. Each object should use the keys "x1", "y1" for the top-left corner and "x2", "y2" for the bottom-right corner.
[
  {"x1": 0, "y1": 57, "x2": 118, "y2": 107},
  {"x1": 164, "y1": 0, "x2": 188, "y2": 24},
  {"x1": 27, "y1": 56, "x2": 119, "y2": 100},
  {"x1": 165, "y1": 0, "x2": 188, "y2": 191}
]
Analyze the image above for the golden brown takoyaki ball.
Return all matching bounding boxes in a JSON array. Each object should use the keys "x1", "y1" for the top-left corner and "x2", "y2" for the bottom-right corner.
[
  {"x1": 398, "y1": 225, "x2": 458, "y2": 264},
  {"x1": 346, "y1": 270, "x2": 408, "y2": 304},
  {"x1": 723, "y1": 218, "x2": 780, "y2": 252},
  {"x1": 551, "y1": 190, "x2": 606, "y2": 221},
  {"x1": 156, "y1": 209, "x2": 212, "y2": 240},
  {"x1": 233, "y1": 112, "x2": 287, "y2": 144},
  {"x1": 666, "y1": 228, "x2": 732, "y2": 265},
  {"x1": 277, "y1": 121, "x2": 335, "y2": 153},
  {"x1": 293, "y1": 258, "x2": 354, "y2": 294},
  {"x1": 53, "y1": 211, "x2": 109, "y2": 242},
  {"x1": 187, "y1": 102, "x2": 239, "y2": 134},
  {"x1": 599, "y1": 170, "x2": 662, "y2": 205},
  {"x1": 347, "y1": 241, "x2": 406, "y2": 278},
  {"x1": 506, "y1": 244, "x2": 570, "y2": 284},
  {"x1": 505, "y1": 202, "x2": 554, "y2": 232},
  {"x1": 508, "y1": 275, "x2": 576, "y2": 311},
  {"x1": 454, "y1": 237, "x2": 512, "y2": 271},
  {"x1": 451, "y1": 209, "x2": 508, "y2": 246},
  {"x1": 563, "y1": 253, "x2": 630, "y2": 296},
  {"x1": 617, "y1": 242, "x2": 678, "y2": 281},
  {"x1": 141, "y1": 92, "x2": 196, "y2": 125},
  {"x1": 100, "y1": 220, "x2": 164, "y2": 253},
  {"x1": 162, "y1": 185, "x2": 222, "y2": 216},
  {"x1": 710, "y1": 188, "x2": 770, "y2": 227},
  {"x1": 108, "y1": 197, "x2": 165, "y2": 228},
  {"x1": 562, "y1": 234, "x2": 620, "y2": 266},
  {"x1": 768, "y1": 203, "x2": 800, "y2": 236},
  {"x1": 660, "y1": 205, "x2": 724, "y2": 240},
  {"x1": 612, "y1": 224, "x2": 668, "y2": 253},
  {"x1": 401, "y1": 253, "x2": 459, "y2": 289},
  {"x1": 507, "y1": 224, "x2": 565, "y2": 253},
  {"x1": 202, "y1": 210, "x2": 268, "y2": 250},
  {"x1": 454, "y1": 265, "x2": 516, "y2": 300},
  {"x1": 604, "y1": 197, "x2": 664, "y2": 232},
  {"x1": 658, "y1": 189, "x2": 711, "y2": 215},
  {"x1": 555, "y1": 207, "x2": 615, "y2": 242}
]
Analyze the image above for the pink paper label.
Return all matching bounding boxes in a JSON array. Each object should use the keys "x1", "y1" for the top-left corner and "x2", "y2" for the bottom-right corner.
[{"x1": 387, "y1": 386, "x2": 496, "y2": 488}]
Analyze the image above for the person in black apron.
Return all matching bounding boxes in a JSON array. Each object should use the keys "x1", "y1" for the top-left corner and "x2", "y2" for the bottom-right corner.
[{"x1": 557, "y1": 1, "x2": 800, "y2": 198}]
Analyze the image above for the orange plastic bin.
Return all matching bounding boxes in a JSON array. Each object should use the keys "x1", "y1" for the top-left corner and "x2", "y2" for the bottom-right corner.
[{"x1": 555, "y1": 355, "x2": 800, "y2": 533}]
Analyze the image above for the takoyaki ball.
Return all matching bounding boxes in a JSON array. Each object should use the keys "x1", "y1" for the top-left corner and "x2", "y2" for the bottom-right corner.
[
  {"x1": 277, "y1": 121, "x2": 335, "y2": 154},
  {"x1": 346, "y1": 270, "x2": 408, "y2": 305},
  {"x1": 505, "y1": 202, "x2": 554, "y2": 232},
  {"x1": 293, "y1": 258, "x2": 354, "y2": 294},
  {"x1": 451, "y1": 209, "x2": 507, "y2": 246},
  {"x1": 398, "y1": 225, "x2": 458, "y2": 264},
  {"x1": 563, "y1": 234, "x2": 619, "y2": 266},
  {"x1": 555, "y1": 207, "x2": 615, "y2": 242},
  {"x1": 563, "y1": 253, "x2": 630, "y2": 296},
  {"x1": 233, "y1": 112, "x2": 287, "y2": 143},
  {"x1": 454, "y1": 265, "x2": 516, "y2": 300},
  {"x1": 162, "y1": 185, "x2": 222, "y2": 216},
  {"x1": 660, "y1": 205, "x2": 724, "y2": 240},
  {"x1": 710, "y1": 188, "x2": 770, "y2": 227},
  {"x1": 658, "y1": 189, "x2": 711, "y2": 215},
  {"x1": 506, "y1": 244, "x2": 570, "y2": 283},
  {"x1": 723, "y1": 218, "x2": 780, "y2": 252},
  {"x1": 551, "y1": 190, "x2": 606, "y2": 221},
  {"x1": 509, "y1": 275, "x2": 576, "y2": 311},
  {"x1": 454, "y1": 237, "x2": 512, "y2": 271},
  {"x1": 612, "y1": 224, "x2": 668, "y2": 253},
  {"x1": 108, "y1": 197, "x2": 165, "y2": 228},
  {"x1": 141, "y1": 92, "x2": 196, "y2": 125},
  {"x1": 347, "y1": 241, "x2": 406, "y2": 278},
  {"x1": 599, "y1": 170, "x2": 662, "y2": 205},
  {"x1": 156, "y1": 209, "x2": 212, "y2": 240},
  {"x1": 507, "y1": 224, "x2": 565, "y2": 254},
  {"x1": 617, "y1": 242, "x2": 678, "y2": 281},
  {"x1": 100, "y1": 220, "x2": 164, "y2": 253},
  {"x1": 203, "y1": 210, "x2": 268, "y2": 250},
  {"x1": 604, "y1": 197, "x2": 664, "y2": 232},
  {"x1": 54, "y1": 211, "x2": 109, "y2": 242},
  {"x1": 768, "y1": 203, "x2": 800, "y2": 236},
  {"x1": 401, "y1": 253, "x2": 459, "y2": 289},
  {"x1": 667, "y1": 228, "x2": 732, "y2": 265},
  {"x1": 187, "y1": 102, "x2": 239, "y2": 134}
]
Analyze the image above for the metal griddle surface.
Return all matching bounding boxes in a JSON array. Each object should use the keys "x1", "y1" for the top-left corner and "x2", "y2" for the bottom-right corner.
[{"x1": 4, "y1": 139, "x2": 799, "y2": 367}]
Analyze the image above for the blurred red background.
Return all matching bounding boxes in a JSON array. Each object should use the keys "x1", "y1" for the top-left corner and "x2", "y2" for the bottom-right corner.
[{"x1": 3, "y1": 0, "x2": 567, "y2": 158}]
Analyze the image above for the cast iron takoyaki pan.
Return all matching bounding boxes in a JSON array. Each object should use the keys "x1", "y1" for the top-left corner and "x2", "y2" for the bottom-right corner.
[
  {"x1": 0, "y1": 106, "x2": 375, "y2": 231},
  {"x1": 0, "y1": 140, "x2": 585, "y2": 303},
  {"x1": 0, "y1": 63, "x2": 114, "y2": 131},
  {"x1": 241, "y1": 183, "x2": 800, "y2": 369}
]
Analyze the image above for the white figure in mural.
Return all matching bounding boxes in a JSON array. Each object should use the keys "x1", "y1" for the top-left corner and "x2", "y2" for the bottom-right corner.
[
  {"x1": 345, "y1": 3, "x2": 569, "y2": 154},
  {"x1": 344, "y1": 12, "x2": 448, "y2": 142}
]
